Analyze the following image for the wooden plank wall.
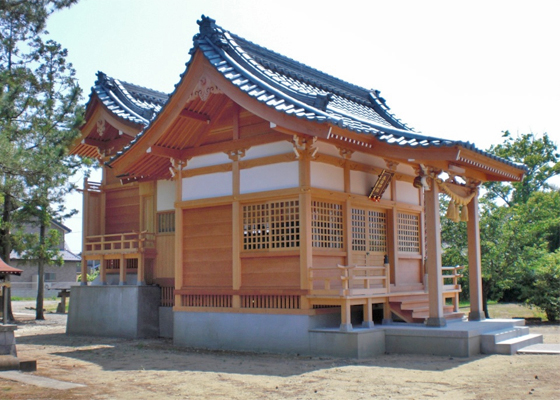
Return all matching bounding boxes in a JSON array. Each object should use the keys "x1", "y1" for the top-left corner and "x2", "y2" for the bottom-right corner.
[
  {"x1": 105, "y1": 187, "x2": 140, "y2": 234},
  {"x1": 241, "y1": 255, "x2": 300, "y2": 288},
  {"x1": 155, "y1": 235, "x2": 175, "y2": 279},
  {"x1": 183, "y1": 205, "x2": 232, "y2": 287}
]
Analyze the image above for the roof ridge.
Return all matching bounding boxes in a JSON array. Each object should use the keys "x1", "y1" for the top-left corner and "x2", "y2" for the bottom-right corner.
[{"x1": 198, "y1": 18, "x2": 410, "y2": 131}]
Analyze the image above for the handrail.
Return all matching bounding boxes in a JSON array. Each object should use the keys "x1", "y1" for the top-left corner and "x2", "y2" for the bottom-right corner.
[
  {"x1": 84, "y1": 231, "x2": 156, "y2": 254},
  {"x1": 442, "y1": 265, "x2": 464, "y2": 312},
  {"x1": 309, "y1": 263, "x2": 390, "y2": 297}
]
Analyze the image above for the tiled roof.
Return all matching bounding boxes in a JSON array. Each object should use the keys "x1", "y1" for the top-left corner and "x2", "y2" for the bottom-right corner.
[
  {"x1": 90, "y1": 71, "x2": 168, "y2": 126},
  {"x1": 110, "y1": 16, "x2": 527, "y2": 174}
]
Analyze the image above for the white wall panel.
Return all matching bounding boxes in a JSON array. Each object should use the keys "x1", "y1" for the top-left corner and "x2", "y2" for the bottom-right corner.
[
  {"x1": 157, "y1": 179, "x2": 176, "y2": 211},
  {"x1": 182, "y1": 172, "x2": 232, "y2": 201},
  {"x1": 240, "y1": 162, "x2": 298, "y2": 194},
  {"x1": 243, "y1": 141, "x2": 293, "y2": 160},
  {"x1": 311, "y1": 162, "x2": 344, "y2": 191},
  {"x1": 397, "y1": 180, "x2": 420, "y2": 205},
  {"x1": 350, "y1": 170, "x2": 391, "y2": 200},
  {"x1": 185, "y1": 152, "x2": 230, "y2": 169}
]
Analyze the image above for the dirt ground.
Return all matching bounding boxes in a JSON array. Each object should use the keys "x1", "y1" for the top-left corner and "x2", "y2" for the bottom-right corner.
[{"x1": 1, "y1": 301, "x2": 559, "y2": 400}]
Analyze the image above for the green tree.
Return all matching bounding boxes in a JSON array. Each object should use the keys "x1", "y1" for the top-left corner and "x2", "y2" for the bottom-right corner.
[
  {"x1": 441, "y1": 132, "x2": 560, "y2": 319},
  {"x1": 0, "y1": 0, "x2": 82, "y2": 321}
]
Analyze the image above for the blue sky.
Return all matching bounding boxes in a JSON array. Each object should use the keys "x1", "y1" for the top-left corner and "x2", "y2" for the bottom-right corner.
[{"x1": 45, "y1": 0, "x2": 560, "y2": 252}]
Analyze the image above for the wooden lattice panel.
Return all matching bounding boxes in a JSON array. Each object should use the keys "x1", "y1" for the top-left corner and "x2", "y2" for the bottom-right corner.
[
  {"x1": 243, "y1": 203, "x2": 270, "y2": 250},
  {"x1": 157, "y1": 211, "x2": 175, "y2": 233},
  {"x1": 240, "y1": 295, "x2": 300, "y2": 309},
  {"x1": 351, "y1": 208, "x2": 387, "y2": 253},
  {"x1": 397, "y1": 212, "x2": 420, "y2": 253},
  {"x1": 182, "y1": 294, "x2": 232, "y2": 308},
  {"x1": 311, "y1": 201, "x2": 344, "y2": 249},
  {"x1": 368, "y1": 210, "x2": 387, "y2": 253},
  {"x1": 243, "y1": 200, "x2": 300, "y2": 250}
]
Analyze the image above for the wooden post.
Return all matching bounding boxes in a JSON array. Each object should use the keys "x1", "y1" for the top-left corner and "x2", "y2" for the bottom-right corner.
[
  {"x1": 340, "y1": 299, "x2": 352, "y2": 331},
  {"x1": 99, "y1": 256, "x2": 106, "y2": 285},
  {"x1": 137, "y1": 255, "x2": 145, "y2": 286},
  {"x1": 424, "y1": 178, "x2": 446, "y2": 327},
  {"x1": 467, "y1": 193, "x2": 485, "y2": 321},
  {"x1": 362, "y1": 298, "x2": 374, "y2": 328},
  {"x1": 298, "y1": 140, "x2": 312, "y2": 292},
  {"x1": 174, "y1": 162, "x2": 184, "y2": 308},
  {"x1": 119, "y1": 254, "x2": 126, "y2": 285},
  {"x1": 383, "y1": 298, "x2": 392, "y2": 324},
  {"x1": 80, "y1": 258, "x2": 88, "y2": 286}
]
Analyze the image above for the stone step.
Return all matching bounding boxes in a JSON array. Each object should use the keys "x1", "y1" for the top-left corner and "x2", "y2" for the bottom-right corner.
[
  {"x1": 480, "y1": 326, "x2": 530, "y2": 353},
  {"x1": 496, "y1": 334, "x2": 543, "y2": 355}
]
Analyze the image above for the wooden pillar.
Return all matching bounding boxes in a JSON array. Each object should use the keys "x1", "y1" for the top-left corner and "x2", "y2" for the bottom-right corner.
[
  {"x1": 362, "y1": 298, "x2": 374, "y2": 328},
  {"x1": 80, "y1": 258, "x2": 88, "y2": 286},
  {"x1": 383, "y1": 298, "x2": 392, "y2": 324},
  {"x1": 99, "y1": 255, "x2": 106, "y2": 285},
  {"x1": 174, "y1": 162, "x2": 184, "y2": 307},
  {"x1": 424, "y1": 178, "x2": 446, "y2": 327},
  {"x1": 467, "y1": 192, "x2": 485, "y2": 321},
  {"x1": 137, "y1": 255, "x2": 145, "y2": 286},
  {"x1": 298, "y1": 142, "x2": 312, "y2": 292},
  {"x1": 119, "y1": 254, "x2": 126, "y2": 286},
  {"x1": 340, "y1": 299, "x2": 352, "y2": 331}
]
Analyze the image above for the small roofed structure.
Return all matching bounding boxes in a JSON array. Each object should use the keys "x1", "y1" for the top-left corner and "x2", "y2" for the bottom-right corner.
[{"x1": 0, "y1": 257, "x2": 22, "y2": 324}]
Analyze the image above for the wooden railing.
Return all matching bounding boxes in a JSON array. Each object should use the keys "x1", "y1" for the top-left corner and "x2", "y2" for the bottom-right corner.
[
  {"x1": 160, "y1": 285, "x2": 175, "y2": 307},
  {"x1": 84, "y1": 231, "x2": 156, "y2": 255},
  {"x1": 442, "y1": 265, "x2": 464, "y2": 312},
  {"x1": 309, "y1": 263, "x2": 390, "y2": 297}
]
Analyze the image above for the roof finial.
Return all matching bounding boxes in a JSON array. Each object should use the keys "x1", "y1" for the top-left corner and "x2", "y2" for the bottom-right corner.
[{"x1": 197, "y1": 15, "x2": 217, "y2": 37}]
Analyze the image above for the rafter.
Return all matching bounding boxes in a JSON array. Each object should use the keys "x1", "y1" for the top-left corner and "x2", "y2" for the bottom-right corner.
[{"x1": 179, "y1": 109, "x2": 210, "y2": 123}]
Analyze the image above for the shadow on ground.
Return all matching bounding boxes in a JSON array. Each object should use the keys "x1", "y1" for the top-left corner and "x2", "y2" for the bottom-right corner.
[{"x1": 16, "y1": 332, "x2": 486, "y2": 377}]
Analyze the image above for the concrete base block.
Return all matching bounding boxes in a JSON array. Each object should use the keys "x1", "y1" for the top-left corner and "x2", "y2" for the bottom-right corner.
[
  {"x1": 67, "y1": 285, "x2": 160, "y2": 339},
  {"x1": 159, "y1": 307, "x2": 174, "y2": 338},
  {"x1": 385, "y1": 327, "x2": 480, "y2": 357},
  {"x1": 309, "y1": 328, "x2": 386, "y2": 358},
  {"x1": 0, "y1": 325, "x2": 17, "y2": 357},
  {"x1": 362, "y1": 321, "x2": 375, "y2": 328},
  {"x1": 469, "y1": 311, "x2": 486, "y2": 321},
  {"x1": 426, "y1": 317, "x2": 447, "y2": 327}
]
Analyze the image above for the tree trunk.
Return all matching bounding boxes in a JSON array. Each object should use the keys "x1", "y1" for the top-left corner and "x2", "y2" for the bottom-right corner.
[
  {"x1": 482, "y1": 278, "x2": 490, "y2": 319},
  {"x1": 36, "y1": 222, "x2": 45, "y2": 320},
  {"x1": 1, "y1": 194, "x2": 15, "y2": 322}
]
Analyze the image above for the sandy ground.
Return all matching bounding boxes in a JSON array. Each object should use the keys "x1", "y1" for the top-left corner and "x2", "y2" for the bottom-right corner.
[{"x1": 0, "y1": 301, "x2": 558, "y2": 400}]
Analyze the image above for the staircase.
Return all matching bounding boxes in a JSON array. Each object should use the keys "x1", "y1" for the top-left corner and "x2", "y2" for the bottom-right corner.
[
  {"x1": 389, "y1": 294, "x2": 465, "y2": 323},
  {"x1": 480, "y1": 326, "x2": 543, "y2": 355}
]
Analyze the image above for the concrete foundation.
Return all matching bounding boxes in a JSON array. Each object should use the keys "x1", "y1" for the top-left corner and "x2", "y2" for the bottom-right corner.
[
  {"x1": 67, "y1": 285, "x2": 160, "y2": 339},
  {"x1": 174, "y1": 311, "x2": 345, "y2": 356},
  {"x1": 0, "y1": 325, "x2": 17, "y2": 357},
  {"x1": 159, "y1": 307, "x2": 174, "y2": 338}
]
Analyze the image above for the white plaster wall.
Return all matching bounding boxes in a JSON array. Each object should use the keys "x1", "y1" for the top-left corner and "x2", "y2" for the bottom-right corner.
[
  {"x1": 243, "y1": 141, "x2": 293, "y2": 160},
  {"x1": 185, "y1": 152, "x2": 230, "y2": 169},
  {"x1": 182, "y1": 172, "x2": 232, "y2": 201},
  {"x1": 350, "y1": 152, "x2": 388, "y2": 170},
  {"x1": 311, "y1": 162, "x2": 344, "y2": 192},
  {"x1": 316, "y1": 142, "x2": 341, "y2": 158},
  {"x1": 396, "y1": 180, "x2": 420, "y2": 205},
  {"x1": 157, "y1": 180, "x2": 176, "y2": 211},
  {"x1": 350, "y1": 170, "x2": 391, "y2": 200},
  {"x1": 240, "y1": 162, "x2": 298, "y2": 194}
]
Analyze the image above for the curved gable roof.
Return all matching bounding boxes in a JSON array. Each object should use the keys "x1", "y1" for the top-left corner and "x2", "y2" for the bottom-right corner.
[{"x1": 109, "y1": 15, "x2": 527, "y2": 181}]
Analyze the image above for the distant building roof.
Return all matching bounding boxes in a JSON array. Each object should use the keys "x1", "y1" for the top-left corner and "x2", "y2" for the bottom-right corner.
[{"x1": 10, "y1": 249, "x2": 81, "y2": 262}]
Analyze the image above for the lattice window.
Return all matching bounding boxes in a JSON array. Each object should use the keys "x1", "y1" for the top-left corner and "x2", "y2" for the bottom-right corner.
[
  {"x1": 243, "y1": 200, "x2": 300, "y2": 250},
  {"x1": 312, "y1": 201, "x2": 344, "y2": 249},
  {"x1": 182, "y1": 294, "x2": 232, "y2": 308},
  {"x1": 398, "y1": 212, "x2": 420, "y2": 253},
  {"x1": 157, "y1": 211, "x2": 175, "y2": 233},
  {"x1": 352, "y1": 208, "x2": 387, "y2": 253},
  {"x1": 368, "y1": 210, "x2": 387, "y2": 252}
]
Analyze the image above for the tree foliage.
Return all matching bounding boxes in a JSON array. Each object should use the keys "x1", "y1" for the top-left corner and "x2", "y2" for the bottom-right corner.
[
  {"x1": 0, "y1": 0, "x2": 84, "y2": 320},
  {"x1": 441, "y1": 132, "x2": 560, "y2": 319}
]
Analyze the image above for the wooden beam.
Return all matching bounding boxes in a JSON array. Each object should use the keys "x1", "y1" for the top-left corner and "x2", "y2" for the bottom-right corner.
[
  {"x1": 179, "y1": 109, "x2": 210, "y2": 123},
  {"x1": 180, "y1": 131, "x2": 287, "y2": 159},
  {"x1": 147, "y1": 145, "x2": 183, "y2": 160}
]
